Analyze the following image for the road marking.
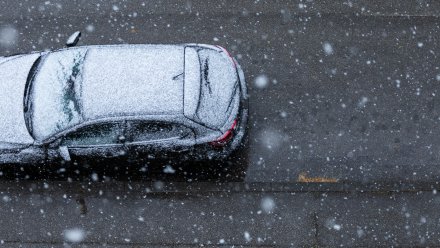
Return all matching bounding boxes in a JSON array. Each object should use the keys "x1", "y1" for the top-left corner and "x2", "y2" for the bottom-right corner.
[{"x1": 298, "y1": 172, "x2": 338, "y2": 183}]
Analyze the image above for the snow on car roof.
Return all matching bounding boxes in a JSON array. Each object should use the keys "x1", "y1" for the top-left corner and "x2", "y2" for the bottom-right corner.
[{"x1": 81, "y1": 45, "x2": 185, "y2": 120}]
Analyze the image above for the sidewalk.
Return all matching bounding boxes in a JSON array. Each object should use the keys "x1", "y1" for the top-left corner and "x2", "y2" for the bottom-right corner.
[{"x1": 0, "y1": 180, "x2": 439, "y2": 247}]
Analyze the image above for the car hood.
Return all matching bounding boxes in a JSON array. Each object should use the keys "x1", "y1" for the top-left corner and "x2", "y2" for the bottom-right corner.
[{"x1": 0, "y1": 54, "x2": 39, "y2": 144}]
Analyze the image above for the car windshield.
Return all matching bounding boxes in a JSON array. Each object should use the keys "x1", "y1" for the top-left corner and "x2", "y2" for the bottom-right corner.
[{"x1": 25, "y1": 48, "x2": 88, "y2": 141}]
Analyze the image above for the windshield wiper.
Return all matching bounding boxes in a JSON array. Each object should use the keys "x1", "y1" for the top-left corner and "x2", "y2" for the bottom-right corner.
[{"x1": 23, "y1": 55, "x2": 43, "y2": 138}]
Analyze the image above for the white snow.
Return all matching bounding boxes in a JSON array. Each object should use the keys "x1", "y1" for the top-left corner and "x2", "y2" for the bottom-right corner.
[
  {"x1": 357, "y1": 96, "x2": 368, "y2": 108},
  {"x1": 2, "y1": 195, "x2": 11, "y2": 202},
  {"x1": 0, "y1": 54, "x2": 40, "y2": 144},
  {"x1": 357, "y1": 228, "x2": 365, "y2": 238},
  {"x1": 194, "y1": 47, "x2": 239, "y2": 129},
  {"x1": 254, "y1": 74, "x2": 269, "y2": 89},
  {"x1": 323, "y1": 42, "x2": 334, "y2": 55},
  {"x1": 66, "y1": 31, "x2": 81, "y2": 45},
  {"x1": 63, "y1": 228, "x2": 85, "y2": 243},
  {"x1": 261, "y1": 196, "x2": 275, "y2": 214},
  {"x1": 0, "y1": 26, "x2": 18, "y2": 48},
  {"x1": 325, "y1": 218, "x2": 342, "y2": 231},
  {"x1": 244, "y1": 231, "x2": 251, "y2": 242},
  {"x1": 86, "y1": 25, "x2": 95, "y2": 32},
  {"x1": 163, "y1": 165, "x2": 176, "y2": 174},
  {"x1": 31, "y1": 48, "x2": 86, "y2": 140},
  {"x1": 91, "y1": 173, "x2": 99, "y2": 181},
  {"x1": 183, "y1": 47, "x2": 201, "y2": 119},
  {"x1": 436, "y1": 74, "x2": 440, "y2": 81},
  {"x1": 82, "y1": 45, "x2": 184, "y2": 120},
  {"x1": 260, "y1": 129, "x2": 284, "y2": 150}
]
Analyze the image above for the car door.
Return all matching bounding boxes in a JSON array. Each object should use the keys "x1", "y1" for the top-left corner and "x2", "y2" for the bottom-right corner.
[
  {"x1": 125, "y1": 120, "x2": 195, "y2": 160},
  {"x1": 0, "y1": 142, "x2": 46, "y2": 164},
  {"x1": 59, "y1": 121, "x2": 126, "y2": 161}
]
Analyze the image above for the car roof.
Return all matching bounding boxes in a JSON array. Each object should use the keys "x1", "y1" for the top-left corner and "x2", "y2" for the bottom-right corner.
[
  {"x1": 80, "y1": 45, "x2": 185, "y2": 120},
  {"x1": 28, "y1": 44, "x2": 229, "y2": 141}
]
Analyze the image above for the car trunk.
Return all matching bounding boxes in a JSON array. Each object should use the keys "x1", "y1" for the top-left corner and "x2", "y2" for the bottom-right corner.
[{"x1": 183, "y1": 46, "x2": 239, "y2": 130}]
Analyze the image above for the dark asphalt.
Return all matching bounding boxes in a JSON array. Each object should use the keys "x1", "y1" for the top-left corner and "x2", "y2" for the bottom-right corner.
[
  {"x1": 1, "y1": 181, "x2": 440, "y2": 247},
  {"x1": 1, "y1": 0, "x2": 440, "y2": 246},
  {"x1": 2, "y1": 0, "x2": 440, "y2": 183}
]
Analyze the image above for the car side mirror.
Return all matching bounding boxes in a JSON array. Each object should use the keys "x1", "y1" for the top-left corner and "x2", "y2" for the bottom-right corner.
[
  {"x1": 59, "y1": 145, "x2": 71, "y2": 161},
  {"x1": 66, "y1": 31, "x2": 81, "y2": 47}
]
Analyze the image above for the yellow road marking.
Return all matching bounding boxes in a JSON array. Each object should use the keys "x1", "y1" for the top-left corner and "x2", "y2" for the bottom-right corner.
[{"x1": 298, "y1": 172, "x2": 338, "y2": 183}]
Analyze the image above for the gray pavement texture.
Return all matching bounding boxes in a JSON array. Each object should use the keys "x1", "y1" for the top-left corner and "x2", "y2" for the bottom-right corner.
[
  {"x1": 0, "y1": 181, "x2": 440, "y2": 247},
  {"x1": 1, "y1": 0, "x2": 440, "y2": 247},
  {"x1": 1, "y1": 0, "x2": 440, "y2": 183}
]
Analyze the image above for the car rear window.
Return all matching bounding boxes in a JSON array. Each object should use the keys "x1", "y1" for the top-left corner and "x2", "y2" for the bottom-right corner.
[{"x1": 195, "y1": 49, "x2": 239, "y2": 129}]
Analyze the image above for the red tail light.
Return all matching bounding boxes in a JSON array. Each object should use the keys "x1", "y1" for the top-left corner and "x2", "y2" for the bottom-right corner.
[{"x1": 209, "y1": 119, "x2": 238, "y2": 147}]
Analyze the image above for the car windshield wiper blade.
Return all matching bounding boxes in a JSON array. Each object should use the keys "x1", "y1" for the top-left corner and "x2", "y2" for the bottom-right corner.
[{"x1": 23, "y1": 55, "x2": 43, "y2": 138}]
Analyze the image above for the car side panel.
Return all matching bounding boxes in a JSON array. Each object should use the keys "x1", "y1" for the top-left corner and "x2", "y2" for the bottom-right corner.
[
  {"x1": 67, "y1": 144, "x2": 127, "y2": 160},
  {"x1": 0, "y1": 143, "x2": 46, "y2": 164}
]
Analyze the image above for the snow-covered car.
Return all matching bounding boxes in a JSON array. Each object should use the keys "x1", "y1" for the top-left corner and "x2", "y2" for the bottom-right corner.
[{"x1": 0, "y1": 44, "x2": 248, "y2": 164}]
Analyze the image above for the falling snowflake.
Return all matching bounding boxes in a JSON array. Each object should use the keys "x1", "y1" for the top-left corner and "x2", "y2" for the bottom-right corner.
[
  {"x1": 244, "y1": 231, "x2": 252, "y2": 242},
  {"x1": 254, "y1": 74, "x2": 269, "y2": 89},
  {"x1": 261, "y1": 196, "x2": 275, "y2": 214},
  {"x1": 0, "y1": 26, "x2": 18, "y2": 48},
  {"x1": 64, "y1": 228, "x2": 86, "y2": 243},
  {"x1": 323, "y1": 42, "x2": 334, "y2": 55}
]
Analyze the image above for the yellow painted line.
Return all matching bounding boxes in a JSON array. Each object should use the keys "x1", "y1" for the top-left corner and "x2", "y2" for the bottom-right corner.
[{"x1": 298, "y1": 172, "x2": 338, "y2": 183}]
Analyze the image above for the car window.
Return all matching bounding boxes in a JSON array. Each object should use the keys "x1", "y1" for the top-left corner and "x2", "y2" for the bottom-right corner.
[
  {"x1": 126, "y1": 121, "x2": 191, "y2": 143},
  {"x1": 61, "y1": 122, "x2": 124, "y2": 147},
  {"x1": 195, "y1": 49, "x2": 239, "y2": 129}
]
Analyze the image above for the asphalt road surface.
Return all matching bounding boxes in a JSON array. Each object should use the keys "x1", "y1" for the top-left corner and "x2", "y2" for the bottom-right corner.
[{"x1": 1, "y1": 0, "x2": 440, "y2": 246}]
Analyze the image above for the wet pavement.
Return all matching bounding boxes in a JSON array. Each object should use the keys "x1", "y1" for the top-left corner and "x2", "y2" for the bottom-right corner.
[{"x1": 1, "y1": 0, "x2": 440, "y2": 246}]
